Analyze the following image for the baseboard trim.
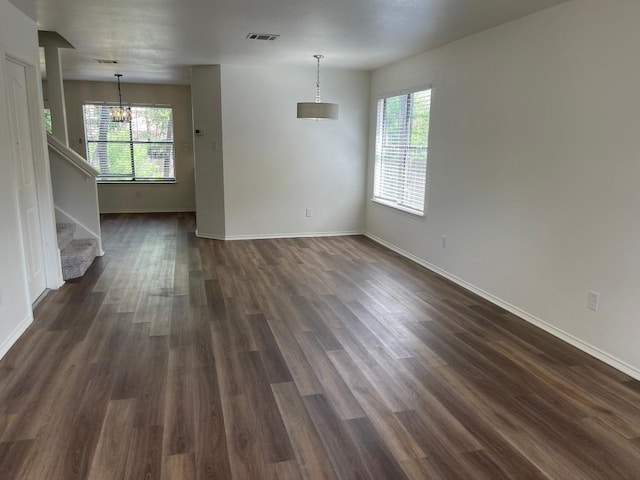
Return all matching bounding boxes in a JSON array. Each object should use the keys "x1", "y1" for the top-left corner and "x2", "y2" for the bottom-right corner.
[
  {"x1": 32, "y1": 289, "x2": 50, "y2": 309},
  {"x1": 99, "y1": 208, "x2": 196, "y2": 214},
  {"x1": 225, "y1": 230, "x2": 363, "y2": 241},
  {"x1": 0, "y1": 313, "x2": 33, "y2": 361},
  {"x1": 364, "y1": 232, "x2": 640, "y2": 382},
  {"x1": 196, "y1": 230, "x2": 363, "y2": 241},
  {"x1": 195, "y1": 230, "x2": 225, "y2": 241}
]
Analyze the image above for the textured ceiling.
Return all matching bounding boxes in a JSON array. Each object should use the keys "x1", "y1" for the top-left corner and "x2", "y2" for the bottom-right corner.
[{"x1": 25, "y1": 0, "x2": 570, "y2": 84}]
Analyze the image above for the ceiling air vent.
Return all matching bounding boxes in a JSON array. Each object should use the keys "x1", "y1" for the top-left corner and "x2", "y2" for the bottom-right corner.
[
  {"x1": 246, "y1": 33, "x2": 280, "y2": 41},
  {"x1": 94, "y1": 59, "x2": 118, "y2": 64}
]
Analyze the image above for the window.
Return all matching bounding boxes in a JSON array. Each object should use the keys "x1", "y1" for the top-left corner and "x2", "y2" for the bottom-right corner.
[
  {"x1": 43, "y1": 108, "x2": 52, "y2": 134},
  {"x1": 373, "y1": 87, "x2": 431, "y2": 215},
  {"x1": 82, "y1": 104, "x2": 175, "y2": 182}
]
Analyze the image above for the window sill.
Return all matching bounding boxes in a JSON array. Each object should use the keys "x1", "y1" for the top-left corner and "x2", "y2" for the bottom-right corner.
[
  {"x1": 98, "y1": 180, "x2": 177, "y2": 185},
  {"x1": 371, "y1": 198, "x2": 425, "y2": 219}
]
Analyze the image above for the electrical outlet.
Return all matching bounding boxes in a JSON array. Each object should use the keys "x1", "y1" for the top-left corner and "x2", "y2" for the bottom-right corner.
[
  {"x1": 306, "y1": 208, "x2": 312, "y2": 217},
  {"x1": 441, "y1": 235, "x2": 447, "y2": 249},
  {"x1": 587, "y1": 290, "x2": 599, "y2": 311}
]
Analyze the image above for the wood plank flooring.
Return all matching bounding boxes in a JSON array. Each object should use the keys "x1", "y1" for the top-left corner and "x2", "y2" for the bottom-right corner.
[{"x1": 2, "y1": 213, "x2": 640, "y2": 479}]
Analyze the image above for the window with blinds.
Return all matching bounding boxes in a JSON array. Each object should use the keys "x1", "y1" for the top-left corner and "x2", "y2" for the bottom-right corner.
[
  {"x1": 373, "y1": 87, "x2": 431, "y2": 215},
  {"x1": 82, "y1": 104, "x2": 175, "y2": 182}
]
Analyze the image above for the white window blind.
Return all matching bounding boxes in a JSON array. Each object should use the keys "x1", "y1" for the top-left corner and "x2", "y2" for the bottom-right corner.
[
  {"x1": 373, "y1": 88, "x2": 431, "y2": 215},
  {"x1": 82, "y1": 104, "x2": 175, "y2": 182}
]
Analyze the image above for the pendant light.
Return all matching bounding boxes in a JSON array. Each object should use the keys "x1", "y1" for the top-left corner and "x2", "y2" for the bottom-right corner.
[
  {"x1": 297, "y1": 55, "x2": 338, "y2": 120},
  {"x1": 110, "y1": 74, "x2": 131, "y2": 123}
]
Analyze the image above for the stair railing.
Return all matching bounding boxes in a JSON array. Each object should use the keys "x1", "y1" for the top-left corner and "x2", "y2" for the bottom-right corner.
[
  {"x1": 46, "y1": 134, "x2": 99, "y2": 178},
  {"x1": 47, "y1": 134, "x2": 104, "y2": 256}
]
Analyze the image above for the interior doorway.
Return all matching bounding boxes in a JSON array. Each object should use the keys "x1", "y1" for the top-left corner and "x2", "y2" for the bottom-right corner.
[{"x1": 5, "y1": 57, "x2": 47, "y2": 303}]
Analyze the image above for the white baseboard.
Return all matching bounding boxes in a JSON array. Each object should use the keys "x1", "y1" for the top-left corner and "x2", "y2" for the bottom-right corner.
[
  {"x1": 196, "y1": 229, "x2": 363, "y2": 241},
  {"x1": 364, "y1": 232, "x2": 640, "y2": 382},
  {"x1": 0, "y1": 314, "x2": 33, "y2": 361},
  {"x1": 225, "y1": 230, "x2": 363, "y2": 241},
  {"x1": 195, "y1": 230, "x2": 225, "y2": 241},
  {"x1": 99, "y1": 208, "x2": 196, "y2": 214}
]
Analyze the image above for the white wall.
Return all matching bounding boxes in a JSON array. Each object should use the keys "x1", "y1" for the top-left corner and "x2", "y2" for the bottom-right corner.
[
  {"x1": 48, "y1": 143, "x2": 102, "y2": 252},
  {"x1": 191, "y1": 65, "x2": 226, "y2": 239},
  {"x1": 0, "y1": 0, "x2": 51, "y2": 356},
  {"x1": 220, "y1": 64, "x2": 369, "y2": 238},
  {"x1": 366, "y1": 0, "x2": 640, "y2": 377},
  {"x1": 63, "y1": 80, "x2": 196, "y2": 213},
  {"x1": 7, "y1": 0, "x2": 34, "y2": 19}
]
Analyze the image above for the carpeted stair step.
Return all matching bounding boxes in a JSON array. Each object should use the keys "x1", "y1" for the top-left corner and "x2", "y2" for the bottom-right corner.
[
  {"x1": 56, "y1": 223, "x2": 76, "y2": 251},
  {"x1": 61, "y1": 238, "x2": 97, "y2": 280}
]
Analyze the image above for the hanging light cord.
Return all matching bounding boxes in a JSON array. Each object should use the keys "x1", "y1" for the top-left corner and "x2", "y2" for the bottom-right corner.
[
  {"x1": 314, "y1": 54, "x2": 323, "y2": 103},
  {"x1": 116, "y1": 74, "x2": 124, "y2": 108}
]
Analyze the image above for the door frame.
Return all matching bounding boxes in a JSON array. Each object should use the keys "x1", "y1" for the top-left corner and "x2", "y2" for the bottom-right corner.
[{"x1": 2, "y1": 47, "x2": 64, "y2": 295}]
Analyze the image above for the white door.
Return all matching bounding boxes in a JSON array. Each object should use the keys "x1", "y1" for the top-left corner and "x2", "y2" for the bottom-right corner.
[{"x1": 5, "y1": 59, "x2": 46, "y2": 303}]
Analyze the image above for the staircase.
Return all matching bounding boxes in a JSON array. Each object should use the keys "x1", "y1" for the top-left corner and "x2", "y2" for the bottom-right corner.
[{"x1": 56, "y1": 223, "x2": 98, "y2": 280}]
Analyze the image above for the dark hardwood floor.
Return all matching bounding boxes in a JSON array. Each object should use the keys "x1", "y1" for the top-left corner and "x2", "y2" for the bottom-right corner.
[{"x1": 1, "y1": 213, "x2": 640, "y2": 479}]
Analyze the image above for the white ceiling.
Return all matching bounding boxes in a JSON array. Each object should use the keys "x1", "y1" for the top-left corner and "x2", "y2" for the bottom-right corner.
[{"x1": 21, "y1": 0, "x2": 569, "y2": 84}]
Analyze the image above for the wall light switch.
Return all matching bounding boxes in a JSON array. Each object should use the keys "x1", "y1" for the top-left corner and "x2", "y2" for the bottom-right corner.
[{"x1": 306, "y1": 208, "x2": 312, "y2": 217}]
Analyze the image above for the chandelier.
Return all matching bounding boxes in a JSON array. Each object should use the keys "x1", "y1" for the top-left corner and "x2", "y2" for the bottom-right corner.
[{"x1": 110, "y1": 74, "x2": 131, "y2": 123}]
